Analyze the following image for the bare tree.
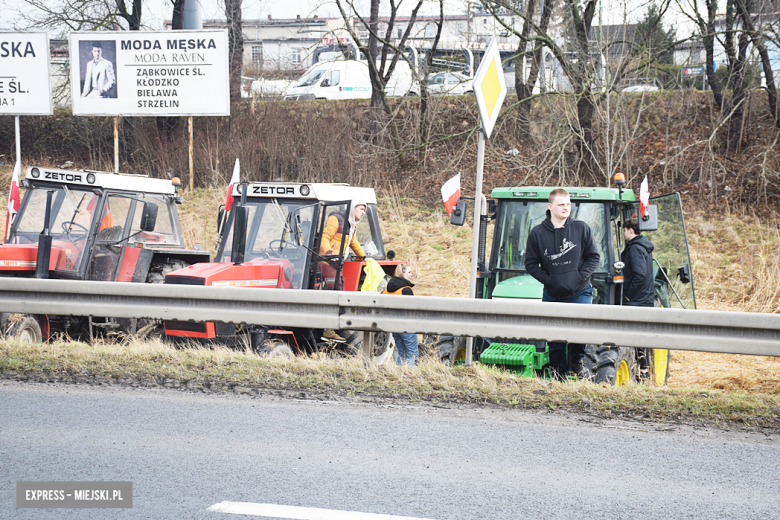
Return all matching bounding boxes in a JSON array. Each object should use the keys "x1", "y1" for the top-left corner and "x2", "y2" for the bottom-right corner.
[
  {"x1": 335, "y1": 0, "x2": 424, "y2": 115},
  {"x1": 487, "y1": 0, "x2": 557, "y2": 137},
  {"x1": 334, "y1": 0, "x2": 425, "y2": 163},
  {"x1": 15, "y1": 0, "x2": 142, "y2": 32},
  {"x1": 733, "y1": 0, "x2": 780, "y2": 130},
  {"x1": 418, "y1": 0, "x2": 445, "y2": 161},
  {"x1": 225, "y1": 0, "x2": 244, "y2": 102}
]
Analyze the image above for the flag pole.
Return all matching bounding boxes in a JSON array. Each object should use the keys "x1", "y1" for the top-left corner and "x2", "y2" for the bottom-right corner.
[{"x1": 6, "y1": 116, "x2": 22, "y2": 242}]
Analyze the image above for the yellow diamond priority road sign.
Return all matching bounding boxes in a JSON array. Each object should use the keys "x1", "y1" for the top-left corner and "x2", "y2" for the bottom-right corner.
[{"x1": 472, "y1": 37, "x2": 507, "y2": 139}]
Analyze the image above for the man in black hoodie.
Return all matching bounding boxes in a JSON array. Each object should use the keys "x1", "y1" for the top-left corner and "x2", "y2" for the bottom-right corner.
[
  {"x1": 621, "y1": 220, "x2": 655, "y2": 377},
  {"x1": 525, "y1": 188, "x2": 601, "y2": 380}
]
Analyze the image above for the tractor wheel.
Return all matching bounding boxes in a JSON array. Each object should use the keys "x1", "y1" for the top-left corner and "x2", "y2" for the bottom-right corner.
[
  {"x1": 648, "y1": 349, "x2": 671, "y2": 386},
  {"x1": 574, "y1": 345, "x2": 637, "y2": 385},
  {"x1": 256, "y1": 338, "x2": 295, "y2": 359},
  {"x1": 649, "y1": 296, "x2": 671, "y2": 386},
  {"x1": 138, "y1": 259, "x2": 191, "y2": 340},
  {"x1": 345, "y1": 331, "x2": 395, "y2": 364},
  {"x1": 436, "y1": 335, "x2": 467, "y2": 366},
  {"x1": 2, "y1": 314, "x2": 43, "y2": 343}
]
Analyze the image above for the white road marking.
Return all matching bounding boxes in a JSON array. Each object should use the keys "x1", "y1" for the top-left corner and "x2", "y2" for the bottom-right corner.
[{"x1": 207, "y1": 501, "x2": 437, "y2": 520}]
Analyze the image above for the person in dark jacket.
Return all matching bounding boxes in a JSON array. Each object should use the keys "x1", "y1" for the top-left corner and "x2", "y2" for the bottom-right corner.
[
  {"x1": 525, "y1": 188, "x2": 601, "y2": 380},
  {"x1": 383, "y1": 264, "x2": 418, "y2": 366},
  {"x1": 621, "y1": 220, "x2": 655, "y2": 377}
]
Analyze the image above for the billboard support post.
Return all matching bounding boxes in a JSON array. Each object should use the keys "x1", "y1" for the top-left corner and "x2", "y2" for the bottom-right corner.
[
  {"x1": 188, "y1": 116, "x2": 194, "y2": 190},
  {"x1": 113, "y1": 117, "x2": 119, "y2": 173}
]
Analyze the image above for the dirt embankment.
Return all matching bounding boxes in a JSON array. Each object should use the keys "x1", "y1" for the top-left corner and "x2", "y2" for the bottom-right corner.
[{"x1": 2, "y1": 90, "x2": 779, "y2": 210}]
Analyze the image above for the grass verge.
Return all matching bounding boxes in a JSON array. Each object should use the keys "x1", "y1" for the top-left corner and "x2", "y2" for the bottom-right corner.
[{"x1": 2, "y1": 338, "x2": 778, "y2": 431}]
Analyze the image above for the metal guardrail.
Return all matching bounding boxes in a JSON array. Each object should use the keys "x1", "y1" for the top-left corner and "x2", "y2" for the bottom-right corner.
[{"x1": 0, "y1": 278, "x2": 779, "y2": 356}]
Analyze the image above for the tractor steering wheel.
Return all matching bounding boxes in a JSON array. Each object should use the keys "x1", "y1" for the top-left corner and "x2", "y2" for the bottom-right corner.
[
  {"x1": 268, "y1": 240, "x2": 304, "y2": 261},
  {"x1": 61, "y1": 221, "x2": 88, "y2": 240}
]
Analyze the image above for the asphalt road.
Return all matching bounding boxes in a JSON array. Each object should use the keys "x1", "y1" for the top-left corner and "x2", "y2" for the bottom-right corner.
[{"x1": 1, "y1": 380, "x2": 778, "y2": 520}]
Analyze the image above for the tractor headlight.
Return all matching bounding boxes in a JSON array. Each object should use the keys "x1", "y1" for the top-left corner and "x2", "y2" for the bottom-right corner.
[
  {"x1": 30, "y1": 167, "x2": 40, "y2": 178},
  {"x1": 300, "y1": 185, "x2": 310, "y2": 196}
]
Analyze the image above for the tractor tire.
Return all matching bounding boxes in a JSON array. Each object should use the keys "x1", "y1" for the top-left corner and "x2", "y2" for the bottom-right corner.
[
  {"x1": 345, "y1": 331, "x2": 395, "y2": 364},
  {"x1": 256, "y1": 338, "x2": 295, "y2": 359},
  {"x1": 138, "y1": 259, "x2": 191, "y2": 340},
  {"x1": 648, "y1": 349, "x2": 671, "y2": 386},
  {"x1": 2, "y1": 314, "x2": 43, "y2": 343},
  {"x1": 436, "y1": 335, "x2": 467, "y2": 366},
  {"x1": 573, "y1": 345, "x2": 637, "y2": 385},
  {"x1": 648, "y1": 296, "x2": 671, "y2": 386}
]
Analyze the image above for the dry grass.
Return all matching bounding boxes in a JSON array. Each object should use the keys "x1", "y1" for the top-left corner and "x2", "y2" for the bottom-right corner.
[
  {"x1": 2, "y1": 174, "x2": 779, "y2": 399},
  {"x1": 2, "y1": 338, "x2": 777, "y2": 428}
]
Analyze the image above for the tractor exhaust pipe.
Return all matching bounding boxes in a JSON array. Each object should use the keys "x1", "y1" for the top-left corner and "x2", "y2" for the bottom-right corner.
[{"x1": 35, "y1": 190, "x2": 54, "y2": 279}]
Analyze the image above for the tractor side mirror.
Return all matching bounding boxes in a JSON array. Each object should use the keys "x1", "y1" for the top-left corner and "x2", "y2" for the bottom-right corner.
[
  {"x1": 140, "y1": 202, "x2": 158, "y2": 232},
  {"x1": 678, "y1": 264, "x2": 691, "y2": 284},
  {"x1": 638, "y1": 204, "x2": 658, "y2": 232},
  {"x1": 450, "y1": 199, "x2": 467, "y2": 226}
]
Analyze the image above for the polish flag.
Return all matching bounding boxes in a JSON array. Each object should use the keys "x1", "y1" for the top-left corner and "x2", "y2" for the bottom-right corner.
[
  {"x1": 639, "y1": 175, "x2": 649, "y2": 219},
  {"x1": 224, "y1": 158, "x2": 240, "y2": 213},
  {"x1": 441, "y1": 173, "x2": 461, "y2": 215},
  {"x1": 4, "y1": 162, "x2": 21, "y2": 241}
]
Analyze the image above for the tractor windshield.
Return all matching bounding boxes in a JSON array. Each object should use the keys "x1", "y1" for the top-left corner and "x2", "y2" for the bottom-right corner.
[
  {"x1": 10, "y1": 184, "x2": 100, "y2": 273},
  {"x1": 219, "y1": 200, "x2": 316, "y2": 284},
  {"x1": 493, "y1": 200, "x2": 609, "y2": 277},
  {"x1": 640, "y1": 193, "x2": 697, "y2": 309}
]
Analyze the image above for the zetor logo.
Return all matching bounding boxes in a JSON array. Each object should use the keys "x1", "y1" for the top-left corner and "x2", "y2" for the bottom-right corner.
[
  {"x1": 252, "y1": 186, "x2": 295, "y2": 195},
  {"x1": 45, "y1": 171, "x2": 82, "y2": 182}
]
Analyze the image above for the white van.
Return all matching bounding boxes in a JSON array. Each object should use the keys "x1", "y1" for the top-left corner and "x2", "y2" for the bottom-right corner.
[{"x1": 285, "y1": 59, "x2": 418, "y2": 101}]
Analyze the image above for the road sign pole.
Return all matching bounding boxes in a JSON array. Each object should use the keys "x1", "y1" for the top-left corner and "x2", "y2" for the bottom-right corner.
[
  {"x1": 466, "y1": 36, "x2": 506, "y2": 366},
  {"x1": 466, "y1": 129, "x2": 486, "y2": 365}
]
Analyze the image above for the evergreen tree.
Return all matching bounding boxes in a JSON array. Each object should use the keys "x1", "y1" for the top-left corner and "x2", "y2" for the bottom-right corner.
[{"x1": 635, "y1": 2, "x2": 676, "y2": 64}]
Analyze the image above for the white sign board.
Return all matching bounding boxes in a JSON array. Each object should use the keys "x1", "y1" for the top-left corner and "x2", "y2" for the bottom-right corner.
[
  {"x1": 0, "y1": 32, "x2": 52, "y2": 115},
  {"x1": 472, "y1": 37, "x2": 507, "y2": 140},
  {"x1": 69, "y1": 30, "x2": 230, "y2": 116}
]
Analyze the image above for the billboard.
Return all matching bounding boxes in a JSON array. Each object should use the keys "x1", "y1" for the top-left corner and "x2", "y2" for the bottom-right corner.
[
  {"x1": 0, "y1": 32, "x2": 53, "y2": 115},
  {"x1": 69, "y1": 30, "x2": 230, "y2": 116}
]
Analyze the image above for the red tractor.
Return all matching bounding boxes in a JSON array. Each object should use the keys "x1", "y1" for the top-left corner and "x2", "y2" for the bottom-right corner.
[
  {"x1": 0, "y1": 166, "x2": 210, "y2": 342},
  {"x1": 162, "y1": 181, "x2": 403, "y2": 361}
]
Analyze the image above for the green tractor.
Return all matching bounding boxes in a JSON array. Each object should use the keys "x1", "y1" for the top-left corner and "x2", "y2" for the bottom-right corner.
[{"x1": 436, "y1": 179, "x2": 696, "y2": 386}]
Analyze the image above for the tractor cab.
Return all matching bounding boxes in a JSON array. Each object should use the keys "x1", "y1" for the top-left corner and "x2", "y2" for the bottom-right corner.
[
  {"x1": 213, "y1": 182, "x2": 391, "y2": 291},
  {"x1": 163, "y1": 181, "x2": 402, "y2": 358},
  {"x1": 1, "y1": 166, "x2": 204, "y2": 281},
  {"x1": 440, "y1": 180, "x2": 696, "y2": 385},
  {"x1": 0, "y1": 166, "x2": 210, "y2": 342}
]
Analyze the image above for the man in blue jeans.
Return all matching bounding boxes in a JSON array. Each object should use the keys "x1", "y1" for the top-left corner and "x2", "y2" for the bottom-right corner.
[
  {"x1": 525, "y1": 188, "x2": 601, "y2": 380},
  {"x1": 383, "y1": 264, "x2": 418, "y2": 365}
]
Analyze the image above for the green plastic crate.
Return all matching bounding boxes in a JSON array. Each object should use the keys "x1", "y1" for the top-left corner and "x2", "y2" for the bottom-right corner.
[{"x1": 479, "y1": 342, "x2": 550, "y2": 378}]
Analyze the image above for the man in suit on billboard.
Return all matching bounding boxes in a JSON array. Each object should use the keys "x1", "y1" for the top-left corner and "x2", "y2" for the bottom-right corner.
[{"x1": 81, "y1": 41, "x2": 116, "y2": 98}]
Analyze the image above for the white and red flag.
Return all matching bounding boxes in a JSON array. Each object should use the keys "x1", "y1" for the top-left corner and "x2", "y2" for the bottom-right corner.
[
  {"x1": 639, "y1": 175, "x2": 649, "y2": 219},
  {"x1": 4, "y1": 162, "x2": 21, "y2": 241},
  {"x1": 441, "y1": 173, "x2": 461, "y2": 215},
  {"x1": 224, "y1": 158, "x2": 240, "y2": 213}
]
